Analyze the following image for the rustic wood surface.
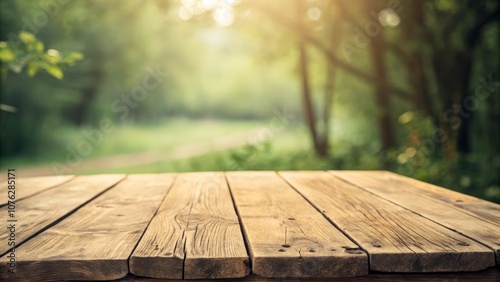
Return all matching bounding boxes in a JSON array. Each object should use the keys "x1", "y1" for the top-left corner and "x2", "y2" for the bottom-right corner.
[
  {"x1": 331, "y1": 170, "x2": 500, "y2": 265},
  {"x1": 226, "y1": 171, "x2": 368, "y2": 278},
  {"x1": 130, "y1": 172, "x2": 249, "y2": 279},
  {"x1": 280, "y1": 171, "x2": 495, "y2": 272},
  {"x1": 1, "y1": 171, "x2": 499, "y2": 281},
  {"x1": 0, "y1": 174, "x2": 173, "y2": 281},
  {"x1": 379, "y1": 171, "x2": 499, "y2": 224},
  {"x1": 0, "y1": 174, "x2": 124, "y2": 256},
  {"x1": 0, "y1": 175, "x2": 74, "y2": 206}
]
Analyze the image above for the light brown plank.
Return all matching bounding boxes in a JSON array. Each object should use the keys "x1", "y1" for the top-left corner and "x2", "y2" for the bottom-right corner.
[
  {"x1": 0, "y1": 174, "x2": 174, "y2": 281},
  {"x1": 331, "y1": 170, "x2": 500, "y2": 266},
  {"x1": 0, "y1": 175, "x2": 74, "y2": 206},
  {"x1": 379, "y1": 171, "x2": 500, "y2": 224},
  {"x1": 0, "y1": 174, "x2": 124, "y2": 256},
  {"x1": 130, "y1": 172, "x2": 249, "y2": 279},
  {"x1": 226, "y1": 171, "x2": 368, "y2": 278},
  {"x1": 281, "y1": 171, "x2": 495, "y2": 272}
]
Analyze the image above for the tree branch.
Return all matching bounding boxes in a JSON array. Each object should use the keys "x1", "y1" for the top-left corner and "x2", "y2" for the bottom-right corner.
[
  {"x1": 467, "y1": 8, "x2": 500, "y2": 47},
  {"x1": 250, "y1": 0, "x2": 413, "y2": 101}
]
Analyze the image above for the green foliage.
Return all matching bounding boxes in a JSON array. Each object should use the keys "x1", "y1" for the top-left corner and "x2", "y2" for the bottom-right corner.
[
  {"x1": 0, "y1": 0, "x2": 498, "y2": 204},
  {"x1": 0, "y1": 32, "x2": 83, "y2": 80}
]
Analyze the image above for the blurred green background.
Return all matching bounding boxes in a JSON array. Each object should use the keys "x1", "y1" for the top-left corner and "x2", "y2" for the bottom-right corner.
[{"x1": 0, "y1": 0, "x2": 499, "y2": 202}]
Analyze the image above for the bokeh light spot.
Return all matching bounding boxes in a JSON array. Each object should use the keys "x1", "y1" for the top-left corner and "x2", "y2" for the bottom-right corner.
[
  {"x1": 398, "y1": 111, "x2": 414, "y2": 124},
  {"x1": 307, "y1": 7, "x2": 321, "y2": 21},
  {"x1": 378, "y1": 9, "x2": 400, "y2": 27},
  {"x1": 213, "y1": 6, "x2": 234, "y2": 27}
]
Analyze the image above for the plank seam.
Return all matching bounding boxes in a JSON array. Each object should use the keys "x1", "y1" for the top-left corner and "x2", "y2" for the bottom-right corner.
[
  {"x1": 331, "y1": 172, "x2": 499, "y2": 263},
  {"x1": 0, "y1": 175, "x2": 76, "y2": 208},
  {"x1": 181, "y1": 202, "x2": 195, "y2": 280},
  {"x1": 223, "y1": 172, "x2": 252, "y2": 272},
  {"x1": 126, "y1": 174, "x2": 178, "y2": 275},
  {"x1": 276, "y1": 171, "x2": 372, "y2": 270},
  {"x1": 0, "y1": 175, "x2": 127, "y2": 258},
  {"x1": 382, "y1": 171, "x2": 500, "y2": 227}
]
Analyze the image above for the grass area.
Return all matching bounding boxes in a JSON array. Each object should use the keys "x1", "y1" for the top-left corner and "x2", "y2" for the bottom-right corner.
[
  {"x1": 0, "y1": 118, "x2": 266, "y2": 170},
  {"x1": 54, "y1": 118, "x2": 265, "y2": 157},
  {"x1": 80, "y1": 123, "x2": 500, "y2": 203},
  {"x1": 80, "y1": 127, "x2": 315, "y2": 174},
  {"x1": 2, "y1": 117, "x2": 498, "y2": 203}
]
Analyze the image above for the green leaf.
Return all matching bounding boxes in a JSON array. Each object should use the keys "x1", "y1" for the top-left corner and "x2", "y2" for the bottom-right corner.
[
  {"x1": 43, "y1": 64, "x2": 63, "y2": 79},
  {"x1": 19, "y1": 31, "x2": 36, "y2": 43},
  {"x1": 35, "y1": 41, "x2": 44, "y2": 52},
  {"x1": 27, "y1": 62, "x2": 39, "y2": 77},
  {"x1": 63, "y1": 52, "x2": 84, "y2": 64},
  {"x1": 45, "y1": 49, "x2": 61, "y2": 64},
  {"x1": 45, "y1": 55, "x2": 60, "y2": 64},
  {"x1": 0, "y1": 47, "x2": 15, "y2": 62}
]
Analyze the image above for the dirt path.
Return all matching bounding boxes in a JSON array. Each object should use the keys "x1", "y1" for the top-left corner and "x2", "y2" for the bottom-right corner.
[{"x1": 2, "y1": 128, "x2": 264, "y2": 180}]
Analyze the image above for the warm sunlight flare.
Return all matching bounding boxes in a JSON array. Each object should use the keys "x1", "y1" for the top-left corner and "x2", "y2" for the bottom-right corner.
[{"x1": 179, "y1": 0, "x2": 239, "y2": 26}]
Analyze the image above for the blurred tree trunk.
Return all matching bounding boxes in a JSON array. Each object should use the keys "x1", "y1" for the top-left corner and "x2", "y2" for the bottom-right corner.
[
  {"x1": 371, "y1": 41, "x2": 395, "y2": 153},
  {"x1": 295, "y1": 0, "x2": 339, "y2": 158},
  {"x1": 400, "y1": 1, "x2": 434, "y2": 118},
  {"x1": 368, "y1": 17, "x2": 395, "y2": 158},
  {"x1": 317, "y1": 61, "x2": 336, "y2": 156},
  {"x1": 254, "y1": 0, "x2": 498, "y2": 160},
  {"x1": 434, "y1": 4, "x2": 499, "y2": 155},
  {"x1": 393, "y1": 1, "x2": 498, "y2": 160},
  {"x1": 456, "y1": 6, "x2": 499, "y2": 153},
  {"x1": 298, "y1": 41, "x2": 323, "y2": 156},
  {"x1": 295, "y1": 0, "x2": 323, "y2": 156},
  {"x1": 395, "y1": 1, "x2": 455, "y2": 162},
  {"x1": 74, "y1": 68, "x2": 102, "y2": 126}
]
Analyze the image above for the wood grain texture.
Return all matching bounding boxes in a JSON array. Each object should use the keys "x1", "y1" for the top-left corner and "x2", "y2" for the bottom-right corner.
[
  {"x1": 226, "y1": 171, "x2": 368, "y2": 278},
  {"x1": 0, "y1": 175, "x2": 74, "y2": 206},
  {"x1": 130, "y1": 172, "x2": 249, "y2": 279},
  {"x1": 280, "y1": 171, "x2": 495, "y2": 272},
  {"x1": 379, "y1": 171, "x2": 500, "y2": 224},
  {"x1": 331, "y1": 170, "x2": 500, "y2": 266},
  {"x1": 0, "y1": 174, "x2": 174, "y2": 281},
  {"x1": 0, "y1": 174, "x2": 124, "y2": 257}
]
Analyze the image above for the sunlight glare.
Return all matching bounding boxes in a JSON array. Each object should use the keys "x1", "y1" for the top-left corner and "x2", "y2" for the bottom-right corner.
[
  {"x1": 201, "y1": 0, "x2": 218, "y2": 10},
  {"x1": 178, "y1": 0, "x2": 239, "y2": 26},
  {"x1": 179, "y1": 6, "x2": 194, "y2": 21},
  {"x1": 213, "y1": 6, "x2": 234, "y2": 27},
  {"x1": 221, "y1": 0, "x2": 240, "y2": 5}
]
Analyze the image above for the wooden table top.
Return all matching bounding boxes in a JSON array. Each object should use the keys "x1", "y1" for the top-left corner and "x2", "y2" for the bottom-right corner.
[{"x1": 0, "y1": 171, "x2": 498, "y2": 281}]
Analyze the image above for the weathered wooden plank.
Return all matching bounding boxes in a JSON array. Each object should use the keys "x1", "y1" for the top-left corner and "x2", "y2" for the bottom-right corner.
[
  {"x1": 281, "y1": 171, "x2": 495, "y2": 272},
  {"x1": 0, "y1": 175, "x2": 74, "y2": 206},
  {"x1": 331, "y1": 170, "x2": 500, "y2": 265},
  {"x1": 226, "y1": 171, "x2": 368, "y2": 278},
  {"x1": 377, "y1": 171, "x2": 500, "y2": 224},
  {"x1": 0, "y1": 174, "x2": 124, "y2": 256},
  {"x1": 130, "y1": 172, "x2": 249, "y2": 279},
  {"x1": 0, "y1": 174, "x2": 174, "y2": 281}
]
